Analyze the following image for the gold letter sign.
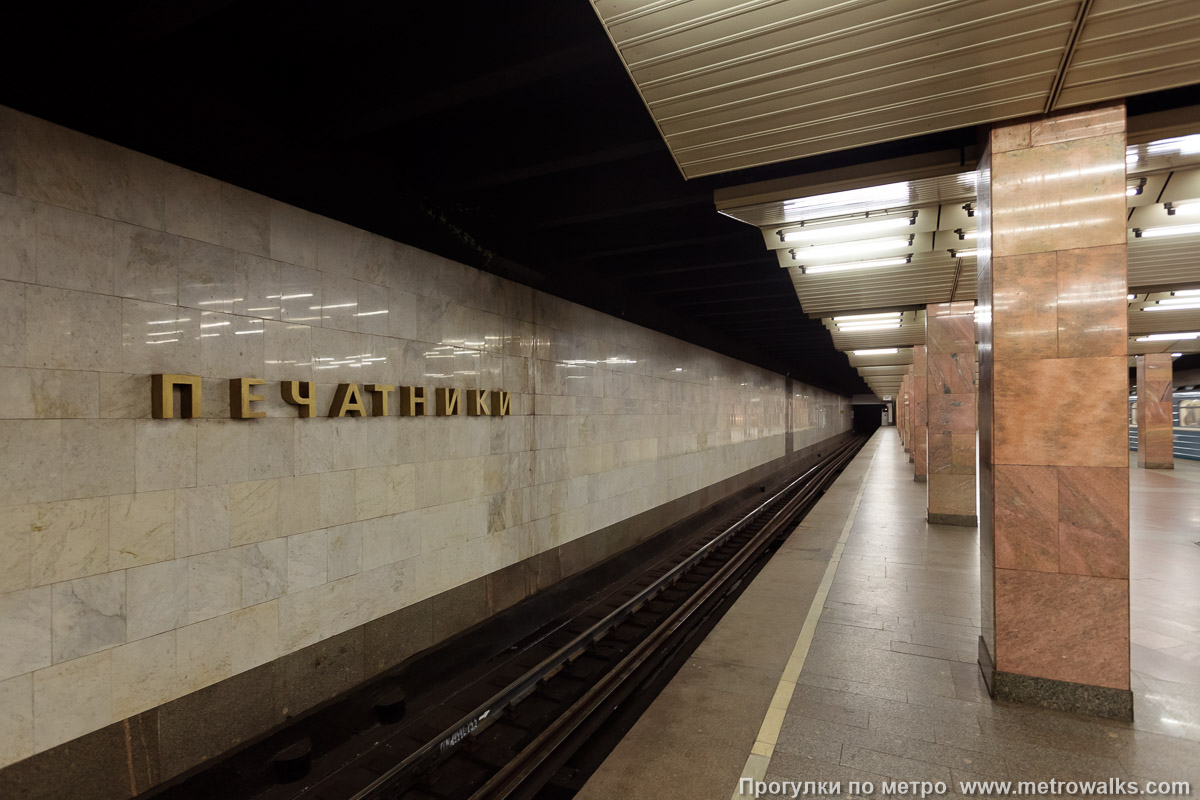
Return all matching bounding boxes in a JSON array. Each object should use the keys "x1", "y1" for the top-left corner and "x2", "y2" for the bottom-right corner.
[
  {"x1": 230, "y1": 378, "x2": 267, "y2": 419},
  {"x1": 282, "y1": 381, "x2": 316, "y2": 418},
  {"x1": 152, "y1": 374, "x2": 202, "y2": 419},
  {"x1": 329, "y1": 383, "x2": 368, "y2": 417}
]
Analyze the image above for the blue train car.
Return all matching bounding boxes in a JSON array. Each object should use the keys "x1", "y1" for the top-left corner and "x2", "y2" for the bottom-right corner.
[{"x1": 1129, "y1": 391, "x2": 1200, "y2": 462}]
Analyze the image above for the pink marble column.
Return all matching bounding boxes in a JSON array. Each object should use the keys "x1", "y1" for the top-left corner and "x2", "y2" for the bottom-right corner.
[
  {"x1": 978, "y1": 103, "x2": 1132, "y2": 720},
  {"x1": 926, "y1": 302, "x2": 977, "y2": 525},
  {"x1": 902, "y1": 369, "x2": 914, "y2": 460},
  {"x1": 1136, "y1": 354, "x2": 1174, "y2": 469},
  {"x1": 913, "y1": 345, "x2": 928, "y2": 482}
]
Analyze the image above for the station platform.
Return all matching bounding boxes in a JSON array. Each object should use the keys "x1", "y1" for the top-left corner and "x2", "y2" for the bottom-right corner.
[{"x1": 577, "y1": 429, "x2": 1200, "y2": 800}]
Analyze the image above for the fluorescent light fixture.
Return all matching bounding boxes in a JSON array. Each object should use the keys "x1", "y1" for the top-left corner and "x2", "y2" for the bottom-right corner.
[
  {"x1": 852, "y1": 348, "x2": 900, "y2": 355},
  {"x1": 1165, "y1": 201, "x2": 1200, "y2": 216},
  {"x1": 1133, "y1": 224, "x2": 1200, "y2": 238},
  {"x1": 777, "y1": 212, "x2": 917, "y2": 243},
  {"x1": 1158, "y1": 296, "x2": 1200, "y2": 305},
  {"x1": 948, "y1": 248, "x2": 979, "y2": 258},
  {"x1": 1174, "y1": 289, "x2": 1200, "y2": 296},
  {"x1": 833, "y1": 312, "x2": 902, "y2": 321},
  {"x1": 790, "y1": 235, "x2": 914, "y2": 261},
  {"x1": 835, "y1": 322, "x2": 902, "y2": 332},
  {"x1": 1127, "y1": 294, "x2": 1137, "y2": 301},
  {"x1": 782, "y1": 181, "x2": 911, "y2": 213},
  {"x1": 1172, "y1": 353, "x2": 1183, "y2": 357},
  {"x1": 1135, "y1": 332, "x2": 1200, "y2": 341},
  {"x1": 799, "y1": 255, "x2": 912, "y2": 275},
  {"x1": 1143, "y1": 303, "x2": 1200, "y2": 311},
  {"x1": 1127, "y1": 179, "x2": 1145, "y2": 197},
  {"x1": 954, "y1": 228, "x2": 978, "y2": 240},
  {"x1": 1146, "y1": 133, "x2": 1200, "y2": 156}
]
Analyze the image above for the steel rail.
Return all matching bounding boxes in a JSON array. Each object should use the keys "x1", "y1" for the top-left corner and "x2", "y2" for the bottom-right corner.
[
  {"x1": 350, "y1": 436, "x2": 863, "y2": 800},
  {"x1": 468, "y1": 437, "x2": 863, "y2": 799}
]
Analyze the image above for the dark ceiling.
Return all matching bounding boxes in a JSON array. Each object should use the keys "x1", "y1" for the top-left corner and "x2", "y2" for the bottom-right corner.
[{"x1": 4, "y1": 2, "x2": 1190, "y2": 395}]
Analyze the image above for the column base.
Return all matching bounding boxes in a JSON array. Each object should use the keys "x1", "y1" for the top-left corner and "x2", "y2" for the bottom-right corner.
[
  {"x1": 908, "y1": 455, "x2": 914, "y2": 463},
  {"x1": 978, "y1": 636, "x2": 1133, "y2": 721},
  {"x1": 1141, "y1": 461, "x2": 1174, "y2": 470},
  {"x1": 914, "y1": 475, "x2": 927, "y2": 483},
  {"x1": 928, "y1": 512, "x2": 977, "y2": 526}
]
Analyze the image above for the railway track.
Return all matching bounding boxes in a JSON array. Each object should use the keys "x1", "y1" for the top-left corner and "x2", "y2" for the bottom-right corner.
[
  {"x1": 290, "y1": 436, "x2": 865, "y2": 800},
  {"x1": 152, "y1": 436, "x2": 866, "y2": 800}
]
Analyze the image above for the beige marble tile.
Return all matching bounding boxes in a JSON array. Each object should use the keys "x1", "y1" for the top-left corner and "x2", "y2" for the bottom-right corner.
[
  {"x1": 134, "y1": 420, "x2": 197, "y2": 492},
  {"x1": 278, "y1": 474, "x2": 321, "y2": 536},
  {"x1": 51, "y1": 572, "x2": 126, "y2": 662},
  {"x1": 279, "y1": 263, "x2": 323, "y2": 325},
  {"x1": 0, "y1": 107, "x2": 12, "y2": 194},
  {"x1": 320, "y1": 272, "x2": 360, "y2": 331},
  {"x1": 32, "y1": 649, "x2": 111, "y2": 752},
  {"x1": 229, "y1": 479, "x2": 281, "y2": 546},
  {"x1": 0, "y1": 367, "x2": 99, "y2": 420},
  {"x1": 109, "y1": 490, "x2": 174, "y2": 568},
  {"x1": 126, "y1": 559, "x2": 187, "y2": 641},
  {"x1": 179, "y1": 238, "x2": 240, "y2": 314},
  {"x1": 0, "y1": 586, "x2": 51, "y2": 680},
  {"x1": 187, "y1": 550, "x2": 241, "y2": 623},
  {"x1": 0, "y1": 192, "x2": 36, "y2": 283},
  {"x1": 263, "y1": 320, "x2": 312, "y2": 382},
  {"x1": 0, "y1": 279, "x2": 25, "y2": 367},
  {"x1": 287, "y1": 529, "x2": 328, "y2": 593},
  {"x1": 0, "y1": 673, "x2": 33, "y2": 768},
  {"x1": 327, "y1": 522, "x2": 362, "y2": 581},
  {"x1": 120, "y1": 298, "x2": 201, "y2": 375},
  {"x1": 268, "y1": 201, "x2": 317, "y2": 269},
  {"x1": 319, "y1": 469, "x2": 357, "y2": 527},
  {"x1": 174, "y1": 484, "x2": 229, "y2": 557},
  {"x1": 234, "y1": 252, "x2": 282, "y2": 320},
  {"x1": 25, "y1": 284, "x2": 121, "y2": 372},
  {"x1": 0, "y1": 505, "x2": 33, "y2": 594},
  {"x1": 61, "y1": 419, "x2": 135, "y2": 500},
  {"x1": 13, "y1": 112, "x2": 100, "y2": 215},
  {"x1": 99, "y1": 372, "x2": 150, "y2": 419},
  {"x1": 199, "y1": 311, "x2": 264, "y2": 379},
  {"x1": 196, "y1": 419, "x2": 249, "y2": 486},
  {"x1": 247, "y1": 418, "x2": 294, "y2": 480},
  {"x1": 230, "y1": 600, "x2": 280, "y2": 673},
  {"x1": 220, "y1": 183, "x2": 270, "y2": 257},
  {"x1": 94, "y1": 141, "x2": 166, "y2": 232},
  {"x1": 163, "y1": 166, "x2": 221, "y2": 244},
  {"x1": 111, "y1": 630, "x2": 176, "y2": 718},
  {"x1": 176, "y1": 614, "x2": 232, "y2": 693},
  {"x1": 35, "y1": 202, "x2": 114, "y2": 294},
  {"x1": 30, "y1": 497, "x2": 108, "y2": 586},
  {"x1": 356, "y1": 281, "x2": 390, "y2": 335},
  {"x1": 239, "y1": 539, "x2": 287, "y2": 606},
  {"x1": 113, "y1": 223, "x2": 178, "y2": 305}
]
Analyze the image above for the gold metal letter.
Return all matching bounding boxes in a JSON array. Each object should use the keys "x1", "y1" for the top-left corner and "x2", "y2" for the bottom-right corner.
[
  {"x1": 365, "y1": 384, "x2": 395, "y2": 417},
  {"x1": 230, "y1": 378, "x2": 267, "y2": 419},
  {"x1": 489, "y1": 390, "x2": 511, "y2": 417},
  {"x1": 466, "y1": 389, "x2": 491, "y2": 416},
  {"x1": 281, "y1": 381, "x2": 316, "y2": 418},
  {"x1": 398, "y1": 386, "x2": 428, "y2": 416},
  {"x1": 151, "y1": 374, "x2": 202, "y2": 419},
  {"x1": 330, "y1": 383, "x2": 367, "y2": 417},
  {"x1": 435, "y1": 387, "x2": 462, "y2": 416}
]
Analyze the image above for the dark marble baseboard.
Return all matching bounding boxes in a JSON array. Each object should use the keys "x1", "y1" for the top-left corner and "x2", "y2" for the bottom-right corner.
[
  {"x1": 1142, "y1": 461, "x2": 1174, "y2": 470},
  {"x1": 979, "y1": 636, "x2": 1133, "y2": 721},
  {"x1": 0, "y1": 431, "x2": 852, "y2": 800},
  {"x1": 914, "y1": 475, "x2": 927, "y2": 483},
  {"x1": 928, "y1": 512, "x2": 977, "y2": 527},
  {"x1": 992, "y1": 671, "x2": 1133, "y2": 722}
]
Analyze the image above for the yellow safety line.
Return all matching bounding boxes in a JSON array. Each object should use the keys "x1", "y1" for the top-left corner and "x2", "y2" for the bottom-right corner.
[{"x1": 728, "y1": 439, "x2": 879, "y2": 798}]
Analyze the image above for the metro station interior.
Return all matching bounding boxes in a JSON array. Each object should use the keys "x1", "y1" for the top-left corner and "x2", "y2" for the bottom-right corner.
[{"x1": 0, "y1": 2, "x2": 1198, "y2": 798}]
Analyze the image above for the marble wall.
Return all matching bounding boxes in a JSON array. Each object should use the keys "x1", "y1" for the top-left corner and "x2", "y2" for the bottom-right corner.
[
  {"x1": 926, "y1": 302, "x2": 977, "y2": 526},
  {"x1": 912, "y1": 345, "x2": 928, "y2": 481},
  {"x1": 0, "y1": 106, "x2": 850, "y2": 768},
  {"x1": 1136, "y1": 354, "x2": 1173, "y2": 469},
  {"x1": 978, "y1": 103, "x2": 1131, "y2": 708}
]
